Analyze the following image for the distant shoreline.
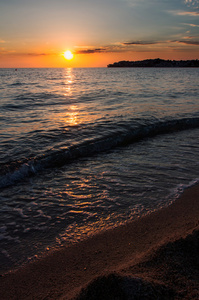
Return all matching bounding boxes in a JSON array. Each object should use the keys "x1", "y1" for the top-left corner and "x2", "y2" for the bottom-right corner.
[{"x1": 107, "y1": 58, "x2": 199, "y2": 68}]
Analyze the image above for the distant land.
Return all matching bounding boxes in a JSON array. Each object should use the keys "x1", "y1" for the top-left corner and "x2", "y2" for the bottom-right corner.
[{"x1": 107, "y1": 58, "x2": 199, "y2": 68}]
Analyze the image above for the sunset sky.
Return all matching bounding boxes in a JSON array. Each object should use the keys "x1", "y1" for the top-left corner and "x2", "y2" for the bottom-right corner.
[{"x1": 0, "y1": 0, "x2": 199, "y2": 68}]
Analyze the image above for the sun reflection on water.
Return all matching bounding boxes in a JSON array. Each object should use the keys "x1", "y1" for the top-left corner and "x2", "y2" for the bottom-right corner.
[
  {"x1": 56, "y1": 69, "x2": 80, "y2": 126},
  {"x1": 53, "y1": 68, "x2": 102, "y2": 128},
  {"x1": 64, "y1": 68, "x2": 73, "y2": 97},
  {"x1": 67, "y1": 105, "x2": 78, "y2": 126}
]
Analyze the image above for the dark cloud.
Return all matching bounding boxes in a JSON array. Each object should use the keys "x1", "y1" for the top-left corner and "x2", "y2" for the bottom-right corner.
[
  {"x1": 75, "y1": 41, "x2": 163, "y2": 55},
  {"x1": 27, "y1": 53, "x2": 49, "y2": 56},
  {"x1": 75, "y1": 48, "x2": 107, "y2": 54},
  {"x1": 122, "y1": 41, "x2": 158, "y2": 45}
]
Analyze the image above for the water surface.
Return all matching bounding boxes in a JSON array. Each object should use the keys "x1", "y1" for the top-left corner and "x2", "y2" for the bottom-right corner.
[{"x1": 0, "y1": 68, "x2": 199, "y2": 273}]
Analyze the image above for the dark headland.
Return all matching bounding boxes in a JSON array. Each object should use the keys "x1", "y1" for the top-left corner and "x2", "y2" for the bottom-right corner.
[{"x1": 107, "y1": 58, "x2": 199, "y2": 68}]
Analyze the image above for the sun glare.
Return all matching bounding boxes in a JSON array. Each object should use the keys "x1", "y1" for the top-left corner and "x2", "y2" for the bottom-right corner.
[{"x1": 64, "y1": 50, "x2": 74, "y2": 60}]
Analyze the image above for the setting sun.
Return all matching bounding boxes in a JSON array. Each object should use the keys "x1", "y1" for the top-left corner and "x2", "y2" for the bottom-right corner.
[{"x1": 63, "y1": 50, "x2": 74, "y2": 60}]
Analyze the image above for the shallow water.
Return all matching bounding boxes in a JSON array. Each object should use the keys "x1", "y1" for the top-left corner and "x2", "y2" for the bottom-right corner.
[{"x1": 0, "y1": 67, "x2": 199, "y2": 273}]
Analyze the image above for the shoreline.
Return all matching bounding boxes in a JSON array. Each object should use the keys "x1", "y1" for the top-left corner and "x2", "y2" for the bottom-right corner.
[{"x1": 0, "y1": 184, "x2": 199, "y2": 299}]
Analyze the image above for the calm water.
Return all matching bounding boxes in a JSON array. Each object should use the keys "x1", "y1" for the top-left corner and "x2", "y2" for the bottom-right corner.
[{"x1": 0, "y1": 68, "x2": 199, "y2": 273}]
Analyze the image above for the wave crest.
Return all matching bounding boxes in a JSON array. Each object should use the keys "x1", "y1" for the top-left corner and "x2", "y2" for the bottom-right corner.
[{"x1": 1, "y1": 117, "x2": 199, "y2": 189}]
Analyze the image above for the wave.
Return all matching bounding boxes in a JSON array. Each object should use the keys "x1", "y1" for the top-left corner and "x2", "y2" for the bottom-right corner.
[
  {"x1": 8, "y1": 82, "x2": 25, "y2": 87},
  {"x1": 1, "y1": 93, "x2": 67, "y2": 112},
  {"x1": 1, "y1": 117, "x2": 199, "y2": 189}
]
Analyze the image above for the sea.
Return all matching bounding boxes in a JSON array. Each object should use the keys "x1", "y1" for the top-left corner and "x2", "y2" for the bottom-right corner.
[{"x1": 0, "y1": 67, "x2": 199, "y2": 274}]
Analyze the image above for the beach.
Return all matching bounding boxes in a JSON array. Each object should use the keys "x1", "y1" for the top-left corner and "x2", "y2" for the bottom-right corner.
[
  {"x1": 0, "y1": 183, "x2": 198, "y2": 299},
  {"x1": 1, "y1": 0, "x2": 199, "y2": 296},
  {"x1": 1, "y1": 68, "x2": 199, "y2": 299},
  {"x1": 1, "y1": 0, "x2": 199, "y2": 294}
]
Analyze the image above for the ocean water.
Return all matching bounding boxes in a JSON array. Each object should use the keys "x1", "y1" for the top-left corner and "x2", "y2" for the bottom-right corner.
[{"x1": 0, "y1": 67, "x2": 199, "y2": 274}]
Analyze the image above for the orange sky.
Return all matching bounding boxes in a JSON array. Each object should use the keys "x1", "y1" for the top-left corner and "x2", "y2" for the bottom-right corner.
[
  {"x1": 0, "y1": 0, "x2": 199, "y2": 68},
  {"x1": 1, "y1": 46, "x2": 199, "y2": 69}
]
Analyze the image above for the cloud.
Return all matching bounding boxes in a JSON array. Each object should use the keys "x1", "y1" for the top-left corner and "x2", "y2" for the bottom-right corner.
[
  {"x1": 74, "y1": 39, "x2": 174, "y2": 56},
  {"x1": 74, "y1": 42, "x2": 162, "y2": 55},
  {"x1": 184, "y1": 0, "x2": 199, "y2": 5},
  {"x1": 122, "y1": 41, "x2": 159, "y2": 45},
  {"x1": 75, "y1": 43, "x2": 137, "y2": 54},
  {"x1": 75, "y1": 48, "x2": 107, "y2": 54},
  {"x1": 123, "y1": 38, "x2": 199, "y2": 48},
  {"x1": 0, "y1": 39, "x2": 5, "y2": 43},
  {"x1": 26, "y1": 53, "x2": 49, "y2": 56},
  {"x1": 183, "y1": 35, "x2": 199, "y2": 38},
  {"x1": 74, "y1": 37, "x2": 199, "y2": 56},
  {"x1": 184, "y1": 22, "x2": 199, "y2": 26},
  {"x1": 176, "y1": 11, "x2": 199, "y2": 16},
  {"x1": 184, "y1": 0, "x2": 199, "y2": 9},
  {"x1": 0, "y1": 50, "x2": 56, "y2": 56},
  {"x1": 174, "y1": 39, "x2": 199, "y2": 45},
  {"x1": 0, "y1": 49, "x2": 16, "y2": 55},
  {"x1": 169, "y1": 9, "x2": 199, "y2": 16}
]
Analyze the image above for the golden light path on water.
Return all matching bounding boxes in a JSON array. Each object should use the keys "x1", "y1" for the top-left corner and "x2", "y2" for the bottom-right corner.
[{"x1": 63, "y1": 68, "x2": 79, "y2": 126}]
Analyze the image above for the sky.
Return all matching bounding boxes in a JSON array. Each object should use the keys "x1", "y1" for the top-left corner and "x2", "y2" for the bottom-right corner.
[{"x1": 0, "y1": 0, "x2": 199, "y2": 67}]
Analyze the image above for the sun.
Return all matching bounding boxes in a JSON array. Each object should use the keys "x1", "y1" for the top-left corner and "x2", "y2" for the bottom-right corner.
[{"x1": 63, "y1": 50, "x2": 74, "y2": 60}]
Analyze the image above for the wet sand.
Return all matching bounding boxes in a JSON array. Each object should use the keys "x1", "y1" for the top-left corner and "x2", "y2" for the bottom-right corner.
[{"x1": 0, "y1": 184, "x2": 199, "y2": 299}]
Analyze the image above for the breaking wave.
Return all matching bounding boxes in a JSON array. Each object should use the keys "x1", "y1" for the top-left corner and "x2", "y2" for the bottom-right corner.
[{"x1": 1, "y1": 117, "x2": 199, "y2": 189}]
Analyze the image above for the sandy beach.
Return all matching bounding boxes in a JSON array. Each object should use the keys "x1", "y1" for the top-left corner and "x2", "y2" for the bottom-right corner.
[{"x1": 0, "y1": 184, "x2": 199, "y2": 299}]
